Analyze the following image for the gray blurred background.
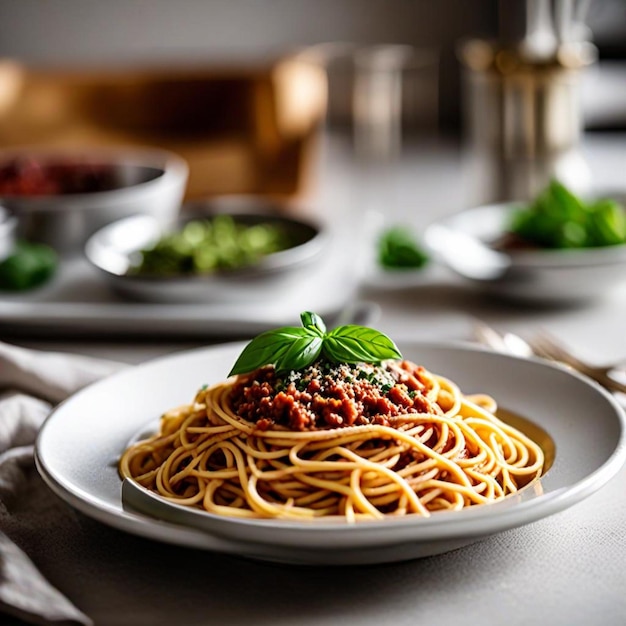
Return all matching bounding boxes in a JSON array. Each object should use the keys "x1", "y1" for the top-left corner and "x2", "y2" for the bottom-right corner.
[{"x1": 0, "y1": 0, "x2": 624, "y2": 133}]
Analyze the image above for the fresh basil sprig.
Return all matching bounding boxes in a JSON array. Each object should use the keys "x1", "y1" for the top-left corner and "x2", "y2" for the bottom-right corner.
[{"x1": 229, "y1": 311, "x2": 401, "y2": 376}]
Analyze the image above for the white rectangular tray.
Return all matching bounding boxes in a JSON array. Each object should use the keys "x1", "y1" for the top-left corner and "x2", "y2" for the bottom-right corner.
[{"x1": 0, "y1": 237, "x2": 364, "y2": 337}]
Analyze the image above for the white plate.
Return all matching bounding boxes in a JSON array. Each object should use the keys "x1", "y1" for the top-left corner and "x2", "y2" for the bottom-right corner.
[{"x1": 35, "y1": 341, "x2": 626, "y2": 565}]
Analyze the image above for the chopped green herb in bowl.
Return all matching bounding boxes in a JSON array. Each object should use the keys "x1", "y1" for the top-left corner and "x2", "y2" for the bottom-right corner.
[
  {"x1": 132, "y1": 214, "x2": 294, "y2": 276},
  {"x1": 84, "y1": 209, "x2": 326, "y2": 303}
]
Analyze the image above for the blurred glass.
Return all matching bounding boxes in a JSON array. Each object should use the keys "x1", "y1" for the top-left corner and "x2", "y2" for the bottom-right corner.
[
  {"x1": 352, "y1": 45, "x2": 409, "y2": 163},
  {"x1": 353, "y1": 45, "x2": 439, "y2": 227},
  {"x1": 351, "y1": 45, "x2": 438, "y2": 162},
  {"x1": 297, "y1": 42, "x2": 438, "y2": 278},
  {"x1": 310, "y1": 43, "x2": 438, "y2": 211}
]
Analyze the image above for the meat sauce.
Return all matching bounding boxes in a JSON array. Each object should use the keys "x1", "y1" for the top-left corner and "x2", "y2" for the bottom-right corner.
[
  {"x1": 230, "y1": 359, "x2": 442, "y2": 431},
  {"x1": 0, "y1": 158, "x2": 117, "y2": 195}
]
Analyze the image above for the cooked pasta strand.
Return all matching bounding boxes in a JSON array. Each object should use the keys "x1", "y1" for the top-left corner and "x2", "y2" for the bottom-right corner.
[{"x1": 119, "y1": 366, "x2": 544, "y2": 522}]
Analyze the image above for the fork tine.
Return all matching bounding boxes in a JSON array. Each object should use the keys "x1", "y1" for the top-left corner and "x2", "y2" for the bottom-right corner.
[
  {"x1": 530, "y1": 334, "x2": 626, "y2": 395},
  {"x1": 601, "y1": 376, "x2": 626, "y2": 395},
  {"x1": 472, "y1": 320, "x2": 536, "y2": 358},
  {"x1": 536, "y1": 334, "x2": 626, "y2": 385},
  {"x1": 528, "y1": 334, "x2": 588, "y2": 370},
  {"x1": 527, "y1": 335, "x2": 599, "y2": 381},
  {"x1": 475, "y1": 324, "x2": 626, "y2": 396},
  {"x1": 526, "y1": 338, "x2": 570, "y2": 367},
  {"x1": 472, "y1": 321, "x2": 507, "y2": 353}
]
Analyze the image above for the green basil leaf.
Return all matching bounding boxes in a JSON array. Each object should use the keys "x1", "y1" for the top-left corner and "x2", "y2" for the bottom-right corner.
[
  {"x1": 324, "y1": 325, "x2": 402, "y2": 363},
  {"x1": 546, "y1": 180, "x2": 585, "y2": 220},
  {"x1": 300, "y1": 311, "x2": 326, "y2": 335},
  {"x1": 588, "y1": 199, "x2": 626, "y2": 246},
  {"x1": 228, "y1": 327, "x2": 315, "y2": 375},
  {"x1": 229, "y1": 312, "x2": 403, "y2": 377},
  {"x1": 507, "y1": 179, "x2": 626, "y2": 250},
  {"x1": 274, "y1": 335, "x2": 323, "y2": 372}
]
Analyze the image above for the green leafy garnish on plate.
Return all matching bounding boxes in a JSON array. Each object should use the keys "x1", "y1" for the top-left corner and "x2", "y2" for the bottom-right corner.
[
  {"x1": 377, "y1": 226, "x2": 429, "y2": 270},
  {"x1": 229, "y1": 311, "x2": 402, "y2": 376},
  {"x1": 510, "y1": 180, "x2": 626, "y2": 249},
  {"x1": 0, "y1": 241, "x2": 57, "y2": 291}
]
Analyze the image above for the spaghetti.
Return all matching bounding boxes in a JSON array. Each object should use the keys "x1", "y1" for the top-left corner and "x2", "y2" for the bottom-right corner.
[{"x1": 119, "y1": 359, "x2": 544, "y2": 522}]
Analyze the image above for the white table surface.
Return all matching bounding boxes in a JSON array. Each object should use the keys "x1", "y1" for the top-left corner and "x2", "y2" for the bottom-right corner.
[{"x1": 6, "y1": 131, "x2": 626, "y2": 626}]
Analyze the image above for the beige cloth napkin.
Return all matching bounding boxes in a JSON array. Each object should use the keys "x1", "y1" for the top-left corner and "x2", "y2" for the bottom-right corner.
[{"x1": 0, "y1": 342, "x2": 124, "y2": 625}]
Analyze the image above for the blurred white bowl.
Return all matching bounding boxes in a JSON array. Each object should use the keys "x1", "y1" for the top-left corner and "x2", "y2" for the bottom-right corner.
[
  {"x1": 0, "y1": 146, "x2": 188, "y2": 255},
  {"x1": 84, "y1": 204, "x2": 328, "y2": 303},
  {"x1": 424, "y1": 201, "x2": 626, "y2": 304},
  {"x1": 0, "y1": 205, "x2": 17, "y2": 262}
]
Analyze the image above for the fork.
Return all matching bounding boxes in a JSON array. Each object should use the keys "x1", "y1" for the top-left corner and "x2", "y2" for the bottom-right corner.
[
  {"x1": 473, "y1": 321, "x2": 626, "y2": 395},
  {"x1": 526, "y1": 333, "x2": 626, "y2": 395}
]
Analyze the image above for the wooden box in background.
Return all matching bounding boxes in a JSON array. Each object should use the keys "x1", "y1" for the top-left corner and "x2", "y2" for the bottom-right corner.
[{"x1": 0, "y1": 55, "x2": 327, "y2": 200}]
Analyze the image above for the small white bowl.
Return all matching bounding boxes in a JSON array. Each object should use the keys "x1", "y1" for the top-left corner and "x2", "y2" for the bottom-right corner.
[
  {"x1": 424, "y1": 201, "x2": 626, "y2": 304},
  {"x1": 0, "y1": 146, "x2": 188, "y2": 255},
  {"x1": 84, "y1": 204, "x2": 328, "y2": 303}
]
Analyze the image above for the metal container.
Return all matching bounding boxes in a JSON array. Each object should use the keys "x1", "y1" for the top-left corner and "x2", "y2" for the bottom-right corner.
[{"x1": 459, "y1": 39, "x2": 597, "y2": 205}]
